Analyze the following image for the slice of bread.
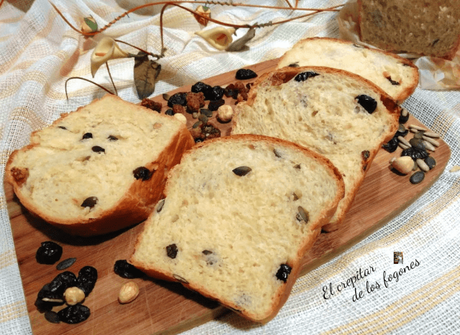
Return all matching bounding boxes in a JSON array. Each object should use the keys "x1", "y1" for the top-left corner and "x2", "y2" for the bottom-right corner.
[
  {"x1": 358, "y1": 0, "x2": 460, "y2": 60},
  {"x1": 130, "y1": 135, "x2": 344, "y2": 323},
  {"x1": 277, "y1": 37, "x2": 419, "y2": 103},
  {"x1": 232, "y1": 66, "x2": 400, "y2": 231},
  {"x1": 6, "y1": 95, "x2": 194, "y2": 236}
]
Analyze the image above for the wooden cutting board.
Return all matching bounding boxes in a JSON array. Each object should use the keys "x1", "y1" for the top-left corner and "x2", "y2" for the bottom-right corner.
[{"x1": 6, "y1": 58, "x2": 451, "y2": 334}]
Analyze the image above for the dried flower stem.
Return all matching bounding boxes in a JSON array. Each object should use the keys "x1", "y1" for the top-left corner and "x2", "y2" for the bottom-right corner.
[
  {"x1": 65, "y1": 77, "x2": 114, "y2": 100},
  {"x1": 105, "y1": 62, "x2": 118, "y2": 96},
  {"x1": 50, "y1": 1, "x2": 344, "y2": 38}
]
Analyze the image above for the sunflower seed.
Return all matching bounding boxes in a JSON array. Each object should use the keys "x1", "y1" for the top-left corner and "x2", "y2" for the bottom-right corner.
[
  {"x1": 423, "y1": 131, "x2": 440, "y2": 138},
  {"x1": 422, "y1": 136, "x2": 440, "y2": 147},
  {"x1": 409, "y1": 124, "x2": 427, "y2": 131},
  {"x1": 416, "y1": 159, "x2": 430, "y2": 172},
  {"x1": 422, "y1": 140, "x2": 436, "y2": 151},
  {"x1": 173, "y1": 274, "x2": 188, "y2": 284},
  {"x1": 398, "y1": 136, "x2": 411, "y2": 147}
]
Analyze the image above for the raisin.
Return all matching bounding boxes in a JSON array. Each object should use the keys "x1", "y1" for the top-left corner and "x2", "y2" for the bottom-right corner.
[
  {"x1": 235, "y1": 68, "x2": 257, "y2": 80},
  {"x1": 82, "y1": 133, "x2": 92, "y2": 140},
  {"x1": 77, "y1": 266, "x2": 98, "y2": 296},
  {"x1": 114, "y1": 260, "x2": 144, "y2": 279},
  {"x1": 56, "y1": 257, "x2": 77, "y2": 271},
  {"x1": 36, "y1": 241, "x2": 63, "y2": 265},
  {"x1": 141, "y1": 98, "x2": 162, "y2": 112},
  {"x1": 386, "y1": 76, "x2": 400, "y2": 85},
  {"x1": 395, "y1": 124, "x2": 408, "y2": 137},
  {"x1": 276, "y1": 264, "x2": 292, "y2": 283},
  {"x1": 81, "y1": 196, "x2": 97, "y2": 208},
  {"x1": 92, "y1": 146, "x2": 105, "y2": 153},
  {"x1": 167, "y1": 92, "x2": 187, "y2": 107},
  {"x1": 294, "y1": 71, "x2": 319, "y2": 82},
  {"x1": 58, "y1": 126, "x2": 67, "y2": 130},
  {"x1": 35, "y1": 284, "x2": 64, "y2": 312},
  {"x1": 224, "y1": 87, "x2": 239, "y2": 99},
  {"x1": 58, "y1": 304, "x2": 90, "y2": 324},
  {"x1": 355, "y1": 95, "x2": 377, "y2": 114},
  {"x1": 382, "y1": 136, "x2": 398, "y2": 153},
  {"x1": 191, "y1": 81, "x2": 211, "y2": 95},
  {"x1": 208, "y1": 99, "x2": 225, "y2": 111},
  {"x1": 399, "y1": 108, "x2": 410, "y2": 124},
  {"x1": 165, "y1": 108, "x2": 174, "y2": 116},
  {"x1": 133, "y1": 167, "x2": 153, "y2": 181},
  {"x1": 401, "y1": 147, "x2": 429, "y2": 160},
  {"x1": 107, "y1": 135, "x2": 118, "y2": 141},
  {"x1": 166, "y1": 244, "x2": 178, "y2": 259},
  {"x1": 205, "y1": 86, "x2": 224, "y2": 101}
]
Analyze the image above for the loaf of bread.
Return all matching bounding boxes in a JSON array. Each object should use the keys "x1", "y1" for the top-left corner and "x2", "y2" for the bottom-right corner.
[
  {"x1": 277, "y1": 37, "x2": 419, "y2": 103},
  {"x1": 6, "y1": 95, "x2": 195, "y2": 236},
  {"x1": 130, "y1": 135, "x2": 344, "y2": 322},
  {"x1": 358, "y1": 0, "x2": 460, "y2": 60},
  {"x1": 232, "y1": 67, "x2": 400, "y2": 231}
]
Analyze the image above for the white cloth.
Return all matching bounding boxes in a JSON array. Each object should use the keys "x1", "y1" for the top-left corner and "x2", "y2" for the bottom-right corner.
[{"x1": 1, "y1": 1, "x2": 459, "y2": 334}]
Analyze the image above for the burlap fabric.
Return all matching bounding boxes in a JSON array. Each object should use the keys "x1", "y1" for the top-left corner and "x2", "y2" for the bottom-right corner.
[{"x1": 1, "y1": 1, "x2": 459, "y2": 334}]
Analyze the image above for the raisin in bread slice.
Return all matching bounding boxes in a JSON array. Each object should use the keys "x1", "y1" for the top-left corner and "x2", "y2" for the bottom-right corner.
[
  {"x1": 358, "y1": 0, "x2": 460, "y2": 60},
  {"x1": 232, "y1": 66, "x2": 400, "y2": 231},
  {"x1": 130, "y1": 135, "x2": 344, "y2": 323},
  {"x1": 6, "y1": 95, "x2": 194, "y2": 236},
  {"x1": 277, "y1": 37, "x2": 419, "y2": 103}
]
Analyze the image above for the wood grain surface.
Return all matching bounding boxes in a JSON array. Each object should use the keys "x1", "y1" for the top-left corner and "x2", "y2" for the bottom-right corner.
[{"x1": 6, "y1": 58, "x2": 451, "y2": 334}]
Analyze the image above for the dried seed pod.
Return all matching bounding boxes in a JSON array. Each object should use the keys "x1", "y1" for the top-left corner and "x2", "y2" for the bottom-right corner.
[
  {"x1": 390, "y1": 156, "x2": 414, "y2": 175},
  {"x1": 194, "y1": 5, "x2": 211, "y2": 26},
  {"x1": 118, "y1": 282, "x2": 139, "y2": 304},
  {"x1": 195, "y1": 27, "x2": 235, "y2": 50},
  {"x1": 232, "y1": 166, "x2": 252, "y2": 176},
  {"x1": 81, "y1": 16, "x2": 98, "y2": 34},
  {"x1": 91, "y1": 37, "x2": 129, "y2": 77}
]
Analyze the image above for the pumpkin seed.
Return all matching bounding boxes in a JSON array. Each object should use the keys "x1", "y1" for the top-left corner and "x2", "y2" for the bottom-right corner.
[
  {"x1": 425, "y1": 156, "x2": 436, "y2": 169},
  {"x1": 296, "y1": 206, "x2": 309, "y2": 223},
  {"x1": 56, "y1": 257, "x2": 77, "y2": 270},
  {"x1": 410, "y1": 171, "x2": 425, "y2": 184},
  {"x1": 232, "y1": 166, "x2": 251, "y2": 176}
]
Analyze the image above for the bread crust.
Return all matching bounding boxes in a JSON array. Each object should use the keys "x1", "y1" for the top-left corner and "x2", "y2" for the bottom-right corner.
[
  {"x1": 277, "y1": 37, "x2": 419, "y2": 103},
  {"x1": 5, "y1": 95, "x2": 195, "y2": 236},
  {"x1": 130, "y1": 134, "x2": 345, "y2": 323},
  {"x1": 232, "y1": 66, "x2": 400, "y2": 231}
]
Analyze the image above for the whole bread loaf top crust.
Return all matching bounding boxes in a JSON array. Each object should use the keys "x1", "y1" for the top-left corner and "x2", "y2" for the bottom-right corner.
[
  {"x1": 6, "y1": 95, "x2": 194, "y2": 236},
  {"x1": 131, "y1": 134, "x2": 345, "y2": 323}
]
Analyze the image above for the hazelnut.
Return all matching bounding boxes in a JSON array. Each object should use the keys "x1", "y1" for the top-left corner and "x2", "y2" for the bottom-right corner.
[
  {"x1": 118, "y1": 281, "x2": 139, "y2": 304},
  {"x1": 64, "y1": 287, "x2": 85, "y2": 305},
  {"x1": 390, "y1": 156, "x2": 414, "y2": 174},
  {"x1": 217, "y1": 105, "x2": 233, "y2": 123},
  {"x1": 174, "y1": 113, "x2": 187, "y2": 125}
]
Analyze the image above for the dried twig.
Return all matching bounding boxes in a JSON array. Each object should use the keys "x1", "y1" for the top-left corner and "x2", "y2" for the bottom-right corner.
[
  {"x1": 105, "y1": 62, "x2": 117, "y2": 96},
  {"x1": 65, "y1": 77, "x2": 114, "y2": 100}
]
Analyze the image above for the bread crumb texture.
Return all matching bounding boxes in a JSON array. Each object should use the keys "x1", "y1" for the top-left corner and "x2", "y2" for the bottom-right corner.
[
  {"x1": 132, "y1": 136, "x2": 341, "y2": 321},
  {"x1": 359, "y1": 0, "x2": 460, "y2": 59},
  {"x1": 8, "y1": 96, "x2": 184, "y2": 221},
  {"x1": 233, "y1": 68, "x2": 398, "y2": 225},
  {"x1": 277, "y1": 37, "x2": 418, "y2": 101}
]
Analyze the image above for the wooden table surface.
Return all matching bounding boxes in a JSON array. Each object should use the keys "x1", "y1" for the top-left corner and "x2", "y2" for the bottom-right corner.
[{"x1": 6, "y1": 58, "x2": 451, "y2": 334}]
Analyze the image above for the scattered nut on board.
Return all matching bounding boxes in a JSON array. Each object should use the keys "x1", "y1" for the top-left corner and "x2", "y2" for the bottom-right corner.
[
  {"x1": 174, "y1": 113, "x2": 187, "y2": 124},
  {"x1": 217, "y1": 105, "x2": 233, "y2": 123},
  {"x1": 118, "y1": 281, "x2": 139, "y2": 304},
  {"x1": 64, "y1": 287, "x2": 86, "y2": 305}
]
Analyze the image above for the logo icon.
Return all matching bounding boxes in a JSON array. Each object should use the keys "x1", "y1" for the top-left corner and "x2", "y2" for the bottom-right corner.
[{"x1": 394, "y1": 252, "x2": 403, "y2": 264}]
